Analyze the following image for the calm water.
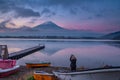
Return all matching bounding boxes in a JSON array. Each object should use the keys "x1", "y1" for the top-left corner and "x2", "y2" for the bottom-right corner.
[{"x1": 0, "y1": 38, "x2": 120, "y2": 68}]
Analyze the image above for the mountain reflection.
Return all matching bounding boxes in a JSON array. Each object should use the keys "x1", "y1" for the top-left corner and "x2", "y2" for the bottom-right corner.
[
  {"x1": 103, "y1": 41, "x2": 120, "y2": 48},
  {"x1": 1, "y1": 39, "x2": 120, "y2": 68}
]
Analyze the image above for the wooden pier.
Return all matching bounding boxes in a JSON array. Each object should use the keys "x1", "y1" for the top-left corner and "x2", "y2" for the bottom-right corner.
[{"x1": 8, "y1": 45, "x2": 45, "y2": 60}]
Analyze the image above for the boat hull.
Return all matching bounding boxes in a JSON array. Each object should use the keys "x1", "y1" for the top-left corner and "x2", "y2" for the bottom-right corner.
[
  {"x1": 0, "y1": 59, "x2": 16, "y2": 69},
  {"x1": 26, "y1": 62, "x2": 51, "y2": 68},
  {"x1": 34, "y1": 71, "x2": 56, "y2": 80},
  {"x1": 53, "y1": 68, "x2": 120, "y2": 80},
  {"x1": 0, "y1": 65, "x2": 20, "y2": 78}
]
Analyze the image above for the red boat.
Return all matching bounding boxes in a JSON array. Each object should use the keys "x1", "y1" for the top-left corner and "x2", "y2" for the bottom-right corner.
[
  {"x1": 0, "y1": 65, "x2": 20, "y2": 78},
  {"x1": 0, "y1": 59, "x2": 16, "y2": 69},
  {"x1": 0, "y1": 59, "x2": 20, "y2": 78},
  {"x1": 0, "y1": 45, "x2": 20, "y2": 78}
]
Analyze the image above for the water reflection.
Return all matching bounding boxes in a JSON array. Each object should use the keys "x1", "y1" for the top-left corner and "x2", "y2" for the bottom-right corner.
[
  {"x1": 8, "y1": 48, "x2": 22, "y2": 53},
  {"x1": 103, "y1": 41, "x2": 120, "y2": 48},
  {"x1": 17, "y1": 41, "x2": 120, "y2": 68},
  {"x1": 50, "y1": 45, "x2": 120, "y2": 68},
  {"x1": 0, "y1": 39, "x2": 120, "y2": 68}
]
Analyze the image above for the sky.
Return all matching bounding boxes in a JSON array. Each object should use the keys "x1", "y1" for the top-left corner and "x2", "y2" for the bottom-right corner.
[{"x1": 0, "y1": 0, "x2": 120, "y2": 33}]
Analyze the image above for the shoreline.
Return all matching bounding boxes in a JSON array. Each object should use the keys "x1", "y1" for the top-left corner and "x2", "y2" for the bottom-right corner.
[
  {"x1": 1, "y1": 65, "x2": 120, "y2": 80},
  {"x1": 0, "y1": 66, "x2": 70, "y2": 80}
]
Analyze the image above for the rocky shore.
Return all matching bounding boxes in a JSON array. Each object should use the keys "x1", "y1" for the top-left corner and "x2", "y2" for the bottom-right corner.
[{"x1": 0, "y1": 66, "x2": 70, "y2": 80}]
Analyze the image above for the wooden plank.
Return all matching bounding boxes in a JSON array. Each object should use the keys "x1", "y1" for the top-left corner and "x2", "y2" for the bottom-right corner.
[{"x1": 8, "y1": 45, "x2": 45, "y2": 60}]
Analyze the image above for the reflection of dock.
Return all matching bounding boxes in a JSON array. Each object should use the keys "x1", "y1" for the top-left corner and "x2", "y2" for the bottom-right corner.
[{"x1": 8, "y1": 45, "x2": 45, "y2": 60}]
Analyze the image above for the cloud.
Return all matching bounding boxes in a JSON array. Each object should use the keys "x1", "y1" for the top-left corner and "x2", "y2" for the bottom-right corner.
[
  {"x1": 1, "y1": 0, "x2": 119, "y2": 19},
  {"x1": 0, "y1": 0, "x2": 14, "y2": 13},
  {"x1": 41, "y1": 8, "x2": 51, "y2": 15},
  {"x1": 9, "y1": 22, "x2": 16, "y2": 26},
  {"x1": 14, "y1": 0, "x2": 79, "y2": 7},
  {"x1": 28, "y1": 18, "x2": 38, "y2": 24},
  {"x1": 14, "y1": 7, "x2": 40, "y2": 18},
  {"x1": 0, "y1": 0, "x2": 41, "y2": 28},
  {"x1": 0, "y1": 0, "x2": 120, "y2": 32},
  {"x1": 0, "y1": 0, "x2": 40, "y2": 18},
  {"x1": 0, "y1": 19, "x2": 11, "y2": 28},
  {"x1": 70, "y1": 8, "x2": 78, "y2": 15},
  {"x1": 41, "y1": 8, "x2": 56, "y2": 17},
  {"x1": 38, "y1": 0, "x2": 90, "y2": 6}
]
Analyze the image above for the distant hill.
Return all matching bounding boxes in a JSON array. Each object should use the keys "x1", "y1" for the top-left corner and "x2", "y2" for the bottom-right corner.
[
  {"x1": 102, "y1": 31, "x2": 120, "y2": 40},
  {"x1": 0, "y1": 21, "x2": 103, "y2": 39},
  {"x1": 17, "y1": 26, "x2": 32, "y2": 31}
]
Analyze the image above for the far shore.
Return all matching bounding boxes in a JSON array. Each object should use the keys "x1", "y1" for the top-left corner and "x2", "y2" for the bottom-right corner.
[{"x1": 0, "y1": 37, "x2": 120, "y2": 42}]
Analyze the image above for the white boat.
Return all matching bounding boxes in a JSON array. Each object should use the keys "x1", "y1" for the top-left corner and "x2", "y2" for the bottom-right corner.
[
  {"x1": 53, "y1": 67, "x2": 120, "y2": 80},
  {"x1": 33, "y1": 71, "x2": 56, "y2": 80}
]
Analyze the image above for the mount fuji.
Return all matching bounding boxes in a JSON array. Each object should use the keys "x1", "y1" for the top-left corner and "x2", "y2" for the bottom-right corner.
[
  {"x1": 33, "y1": 21, "x2": 65, "y2": 31},
  {"x1": 0, "y1": 21, "x2": 102, "y2": 38}
]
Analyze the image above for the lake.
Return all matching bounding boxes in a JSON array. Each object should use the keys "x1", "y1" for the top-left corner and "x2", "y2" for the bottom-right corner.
[{"x1": 0, "y1": 38, "x2": 120, "y2": 68}]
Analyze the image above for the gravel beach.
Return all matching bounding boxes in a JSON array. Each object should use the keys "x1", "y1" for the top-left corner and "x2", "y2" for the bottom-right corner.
[{"x1": 0, "y1": 66, "x2": 70, "y2": 80}]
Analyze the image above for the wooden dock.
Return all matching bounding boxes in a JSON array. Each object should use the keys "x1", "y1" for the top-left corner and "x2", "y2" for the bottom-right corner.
[{"x1": 8, "y1": 45, "x2": 45, "y2": 60}]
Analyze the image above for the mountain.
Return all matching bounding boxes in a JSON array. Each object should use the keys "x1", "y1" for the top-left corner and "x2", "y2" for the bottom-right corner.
[
  {"x1": 102, "y1": 31, "x2": 120, "y2": 40},
  {"x1": 17, "y1": 26, "x2": 32, "y2": 31},
  {"x1": 0, "y1": 21, "x2": 103, "y2": 38},
  {"x1": 32, "y1": 21, "x2": 102, "y2": 38},
  {"x1": 33, "y1": 21, "x2": 65, "y2": 31}
]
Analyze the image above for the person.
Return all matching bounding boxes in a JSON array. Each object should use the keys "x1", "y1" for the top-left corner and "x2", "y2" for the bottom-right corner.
[{"x1": 70, "y1": 54, "x2": 77, "y2": 71}]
